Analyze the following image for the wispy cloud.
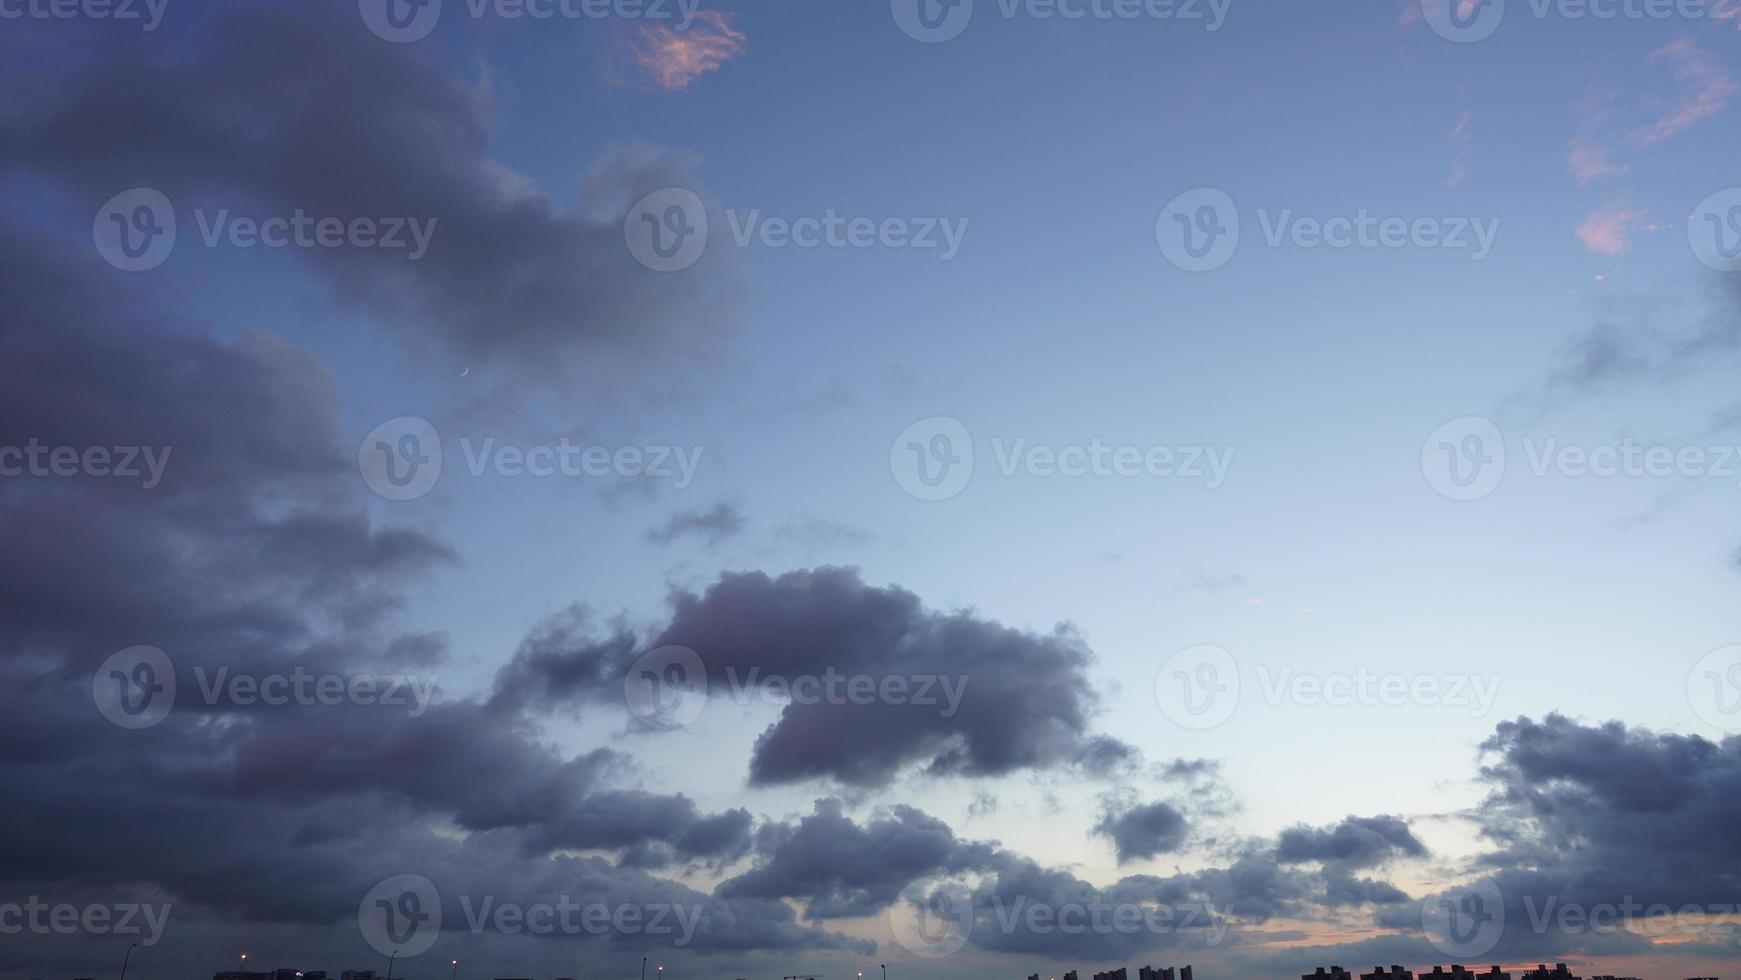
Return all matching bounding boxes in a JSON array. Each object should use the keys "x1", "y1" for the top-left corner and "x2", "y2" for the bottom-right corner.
[
  {"x1": 1447, "y1": 110, "x2": 1473, "y2": 187},
  {"x1": 1630, "y1": 38, "x2": 1736, "y2": 146},
  {"x1": 1567, "y1": 134, "x2": 1630, "y2": 185},
  {"x1": 629, "y1": 11, "x2": 745, "y2": 91},
  {"x1": 646, "y1": 501, "x2": 745, "y2": 546},
  {"x1": 1565, "y1": 40, "x2": 1733, "y2": 187}
]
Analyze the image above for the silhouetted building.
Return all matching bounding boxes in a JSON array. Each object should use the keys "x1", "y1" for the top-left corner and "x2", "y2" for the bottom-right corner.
[
  {"x1": 1064, "y1": 972, "x2": 1079, "y2": 980},
  {"x1": 340, "y1": 972, "x2": 378, "y2": 980},
  {"x1": 1362, "y1": 966, "x2": 1413, "y2": 980},
  {"x1": 213, "y1": 972, "x2": 270, "y2": 980},
  {"x1": 1422, "y1": 966, "x2": 1510, "y2": 980},
  {"x1": 1306, "y1": 967, "x2": 1354, "y2": 980},
  {"x1": 1521, "y1": 964, "x2": 1579, "y2": 980},
  {"x1": 1092, "y1": 970, "x2": 1128, "y2": 980}
]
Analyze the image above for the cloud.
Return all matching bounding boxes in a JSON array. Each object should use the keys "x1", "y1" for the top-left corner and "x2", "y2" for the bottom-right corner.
[
  {"x1": 490, "y1": 566, "x2": 1139, "y2": 788},
  {"x1": 1541, "y1": 275, "x2": 1741, "y2": 391},
  {"x1": 720, "y1": 799, "x2": 1002, "y2": 918},
  {"x1": 1448, "y1": 110, "x2": 1472, "y2": 188},
  {"x1": 1564, "y1": 41, "x2": 1732, "y2": 187},
  {"x1": 1395, "y1": 714, "x2": 1741, "y2": 959},
  {"x1": 647, "y1": 502, "x2": 745, "y2": 546},
  {"x1": 1095, "y1": 801, "x2": 1191, "y2": 864},
  {"x1": 0, "y1": 224, "x2": 854, "y2": 966},
  {"x1": 628, "y1": 11, "x2": 746, "y2": 91},
  {"x1": 1574, "y1": 203, "x2": 1645, "y2": 255},
  {"x1": 1630, "y1": 39, "x2": 1736, "y2": 147},
  {"x1": 0, "y1": 0, "x2": 742, "y2": 395},
  {"x1": 1275, "y1": 815, "x2": 1428, "y2": 871},
  {"x1": 1567, "y1": 135, "x2": 1630, "y2": 185}
]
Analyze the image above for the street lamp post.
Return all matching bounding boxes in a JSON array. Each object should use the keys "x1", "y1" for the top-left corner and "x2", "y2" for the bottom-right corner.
[
  {"x1": 641, "y1": 957, "x2": 647, "y2": 980},
  {"x1": 119, "y1": 942, "x2": 139, "y2": 980},
  {"x1": 451, "y1": 959, "x2": 459, "y2": 980},
  {"x1": 386, "y1": 950, "x2": 398, "y2": 980},
  {"x1": 239, "y1": 953, "x2": 248, "y2": 978}
]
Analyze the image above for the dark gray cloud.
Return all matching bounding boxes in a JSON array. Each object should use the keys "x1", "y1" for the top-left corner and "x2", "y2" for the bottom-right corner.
[
  {"x1": 720, "y1": 798, "x2": 1001, "y2": 919},
  {"x1": 1275, "y1": 816, "x2": 1427, "y2": 871},
  {"x1": 0, "y1": 226, "x2": 841, "y2": 974},
  {"x1": 491, "y1": 566, "x2": 1139, "y2": 788},
  {"x1": 0, "y1": 0, "x2": 741, "y2": 393},
  {"x1": 1095, "y1": 801, "x2": 1191, "y2": 864},
  {"x1": 647, "y1": 501, "x2": 745, "y2": 546}
]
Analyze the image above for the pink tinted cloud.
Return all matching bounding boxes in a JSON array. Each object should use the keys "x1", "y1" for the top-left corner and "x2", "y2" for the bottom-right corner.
[
  {"x1": 1447, "y1": 111, "x2": 1472, "y2": 187},
  {"x1": 1566, "y1": 135, "x2": 1629, "y2": 185},
  {"x1": 1630, "y1": 38, "x2": 1736, "y2": 146},
  {"x1": 629, "y1": 11, "x2": 745, "y2": 91},
  {"x1": 1576, "y1": 204, "x2": 1645, "y2": 255}
]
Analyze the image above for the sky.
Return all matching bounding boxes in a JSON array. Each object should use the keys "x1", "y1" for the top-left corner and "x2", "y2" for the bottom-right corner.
[{"x1": 3, "y1": 0, "x2": 1741, "y2": 978}]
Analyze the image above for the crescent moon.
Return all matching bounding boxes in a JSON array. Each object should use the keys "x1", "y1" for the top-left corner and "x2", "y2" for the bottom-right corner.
[{"x1": 460, "y1": 366, "x2": 470, "y2": 377}]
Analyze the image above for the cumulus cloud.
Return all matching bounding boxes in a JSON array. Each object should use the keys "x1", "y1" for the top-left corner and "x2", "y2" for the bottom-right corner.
[
  {"x1": 0, "y1": 0, "x2": 742, "y2": 395},
  {"x1": 1095, "y1": 802, "x2": 1192, "y2": 864},
  {"x1": 491, "y1": 566, "x2": 1139, "y2": 788},
  {"x1": 0, "y1": 225, "x2": 843, "y2": 968}
]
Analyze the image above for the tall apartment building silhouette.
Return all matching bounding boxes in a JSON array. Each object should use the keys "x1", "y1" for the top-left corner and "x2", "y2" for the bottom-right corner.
[{"x1": 1423, "y1": 965, "x2": 1511, "y2": 980}]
